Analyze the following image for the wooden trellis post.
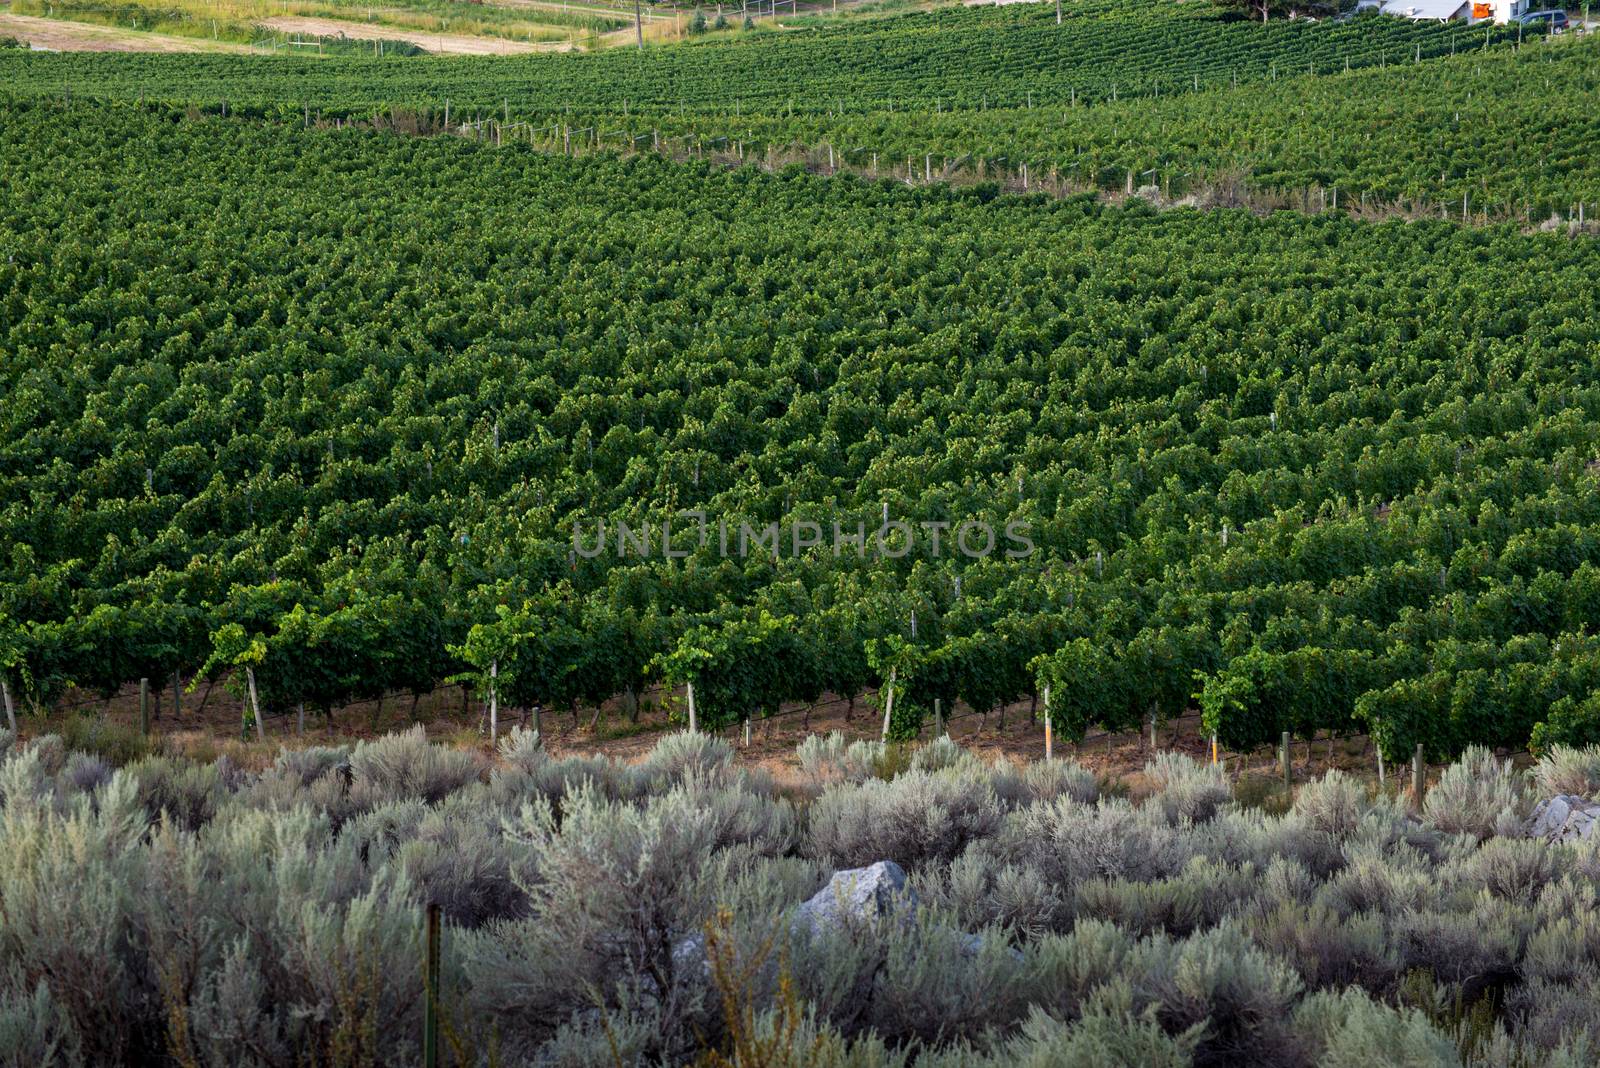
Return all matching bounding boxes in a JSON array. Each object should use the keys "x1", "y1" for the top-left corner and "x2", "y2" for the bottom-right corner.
[
  {"x1": 488, "y1": 660, "x2": 499, "y2": 744},
  {"x1": 1412, "y1": 744, "x2": 1426, "y2": 809},
  {"x1": 245, "y1": 666, "x2": 265, "y2": 741},
  {"x1": 880, "y1": 668, "x2": 896, "y2": 742},
  {"x1": 1042, "y1": 686, "x2": 1052, "y2": 761},
  {"x1": 1, "y1": 675, "x2": 15, "y2": 735}
]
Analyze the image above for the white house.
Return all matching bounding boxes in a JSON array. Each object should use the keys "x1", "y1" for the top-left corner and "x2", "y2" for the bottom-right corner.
[{"x1": 1373, "y1": 0, "x2": 1527, "y2": 21}]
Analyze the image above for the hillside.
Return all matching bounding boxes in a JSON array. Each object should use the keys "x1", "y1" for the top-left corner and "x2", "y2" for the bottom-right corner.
[
  {"x1": 4, "y1": 8, "x2": 1593, "y2": 214},
  {"x1": 4, "y1": 93, "x2": 1600, "y2": 763}
]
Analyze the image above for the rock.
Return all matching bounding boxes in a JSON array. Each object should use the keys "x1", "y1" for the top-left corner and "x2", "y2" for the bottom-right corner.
[
  {"x1": 1529, "y1": 793, "x2": 1568, "y2": 831},
  {"x1": 794, "y1": 861, "x2": 919, "y2": 938},
  {"x1": 673, "y1": 932, "x2": 707, "y2": 970},
  {"x1": 665, "y1": 859, "x2": 1012, "y2": 1028},
  {"x1": 1527, "y1": 795, "x2": 1600, "y2": 843},
  {"x1": 668, "y1": 861, "x2": 919, "y2": 988}
]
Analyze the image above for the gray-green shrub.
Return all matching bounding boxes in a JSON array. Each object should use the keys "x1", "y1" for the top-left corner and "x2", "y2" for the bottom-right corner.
[
  {"x1": 1529, "y1": 744, "x2": 1600, "y2": 799},
  {"x1": 0, "y1": 727, "x2": 1594, "y2": 1067},
  {"x1": 1424, "y1": 746, "x2": 1526, "y2": 839},
  {"x1": 807, "y1": 766, "x2": 1003, "y2": 870}
]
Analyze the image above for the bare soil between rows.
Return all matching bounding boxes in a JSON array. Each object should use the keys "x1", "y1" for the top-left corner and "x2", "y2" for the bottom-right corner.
[{"x1": 22, "y1": 673, "x2": 1451, "y2": 799}]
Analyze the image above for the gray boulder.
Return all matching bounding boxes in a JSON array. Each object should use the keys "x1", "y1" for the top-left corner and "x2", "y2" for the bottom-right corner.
[
  {"x1": 794, "y1": 860, "x2": 919, "y2": 937},
  {"x1": 670, "y1": 862, "x2": 919, "y2": 987},
  {"x1": 1527, "y1": 795, "x2": 1600, "y2": 843}
]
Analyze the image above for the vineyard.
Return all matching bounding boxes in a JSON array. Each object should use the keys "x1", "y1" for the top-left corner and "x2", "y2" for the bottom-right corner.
[
  {"x1": 4, "y1": 9, "x2": 1595, "y2": 214},
  {"x1": 3, "y1": 92, "x2": 1600, "y2": 764},
  {"x1": 0, "y1": 4, "x2": 1515, "y2": 109},
  {"x1": 8, "y1": 4, "x2": 1600, "y2": 1066}
]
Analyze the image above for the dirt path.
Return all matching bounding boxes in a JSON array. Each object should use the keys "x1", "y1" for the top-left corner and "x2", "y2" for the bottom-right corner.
[
  {"x1": 28, "y1": 671, "x2": 1408, "y2": 801},
  {"x1": 257, "y1": 15, "x2": 569, "y2": 54},
  {"x1": 0, "y1": 12, "x2": 257, "y2": 51}
]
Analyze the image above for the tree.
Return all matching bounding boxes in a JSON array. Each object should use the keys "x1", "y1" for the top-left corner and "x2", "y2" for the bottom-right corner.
[{"x1": 1212, "y1": 0, "x2": 1330, "y2": 21}]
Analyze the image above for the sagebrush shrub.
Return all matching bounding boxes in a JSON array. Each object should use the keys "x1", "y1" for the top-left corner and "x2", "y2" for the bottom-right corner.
[
  {"x1": 128, "y1": 755, "x2": 222, "y2": 831},
  {"x1": 1028, "y1": 920, "x2": 1140, "y2": 1021},
  {"x1": 60, "y1": 752, "x2": 112, "y2": 796},
  {"x1": 490, "y1": 749, "x2": 637, "y2": 810},
  {"x1": 495, "y1": 781, "x2": 730, "y2": 1057},
  {"x1": 0, "y1": 974, "x2": 82, "y2": 1068},
  {"x1": 868, "y1": 911, "x2": 1029, "y2": 1046},
  {"x1": 0, "y1": 728, "x2": 1594, "y2": 1066},
  {"x1": 1506, "y1": 977, "x2": 1600, "y2": 1058},
  {"x1": 636, "y1": 730, "x2": 735, "y2": 789},
  {"x1": 1393, "y1": 906, "x2": 1521, "y2": 996},
  {"x1": 1316, "y1": 839, "x2": 1436, "y2": 917},
  {"x1": 1529, "y1": 744, "x2": 1600, "y2": 799},
  {"x1": 271, "y1": 744, "x2": 351, "y2": 786},
  {"x1": 996, "y1": 795, "x2": 1188, "y2": 886},
  {"x1": 722, "y1": 1004, "x2": 909, "y2": 1068},
  {"x1": 396, "y1": 808, "x2": 529, "y2": 926},
  {"x1": 988, "y1": 998, "x2": 1200, "y2": 1068},
  {"x1": 797, "y1": 732, "x2": 886, "y2": 785},
  {"x1": 908, "y1": 736, "x2": 966, "y2": 774},
  {"x1": 1277, "y1": 770, "x2": 1372, "y2": 877},
  {"x1": 1143, "y1": 752, "x2": 1232, "y2": 825},
  {"x1": 807, "y1": 767, "x2": 1003, "y2": 870},
  {"x1": 496, "y1": 725, "x2": 544, "y2": 774},
  {"x1": 1247, "y1": 902, "x2": 1398, "y2": 994},
  {"x1": 917, "y1": 850, "x2": 1069, "y2": 939},
  {"x1": 0, "y1": 774, "x2": 151, "y2": 1064},
  {"x1": 1074, "y1": 856, "x2": 1252, "y2": 937},
  {"x1": 1526, "y1": 882, "x2": 1600, "y2": 983},
  {"x1": 1134, "y1": 921, "x2": 1304, "y2": 1067},
  {"x1": 1465, "y1": 836, "x2": 1559, "y2": 904},
  {"x1": 1424, "y1": 746, "x2": 1526, "y2": 839},
  {"x1": 1293, "y1": 988, "x2": 1458, "y2": 1068},
  {"x1": 1291, "y1": 769, "x2": 1366, "y2": 843},
  {"x1": 348, "y1": 725, "x2": 480, "y2": 805},
  {"x1": 26, "y1": 734, "x2": 66, "y2": 776},
  {"x1": 1021, "y1": 758, "x2": 1101, "y2": 807},
  {"x1": 181, "y1": 939, "x2": 291, "y2": 1068}
]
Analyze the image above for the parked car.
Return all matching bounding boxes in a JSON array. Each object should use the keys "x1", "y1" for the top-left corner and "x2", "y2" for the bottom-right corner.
[{"x1": 1517, "y1": 9, "x2": 1570, "y2": 30}]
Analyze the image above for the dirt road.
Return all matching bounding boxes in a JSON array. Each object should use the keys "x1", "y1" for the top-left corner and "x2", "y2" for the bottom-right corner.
[
  {"x1": 257, "y1": 15, "x2": 569, "y2": 54},
  {"x1": 0, "y1": 11, "x2": 256, "y2": 51}
]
